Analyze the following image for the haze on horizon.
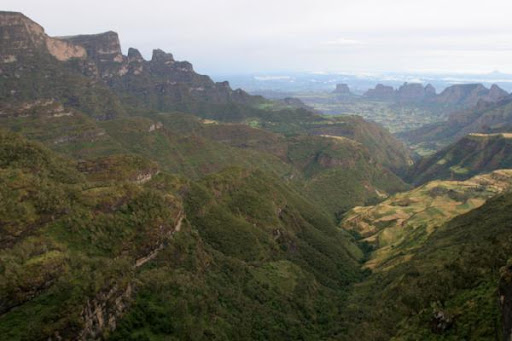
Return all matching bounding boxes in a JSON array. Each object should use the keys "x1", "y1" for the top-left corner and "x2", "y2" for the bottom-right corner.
[{"x1": 4, "y1": 0, "x2": 512, "y2": 75}]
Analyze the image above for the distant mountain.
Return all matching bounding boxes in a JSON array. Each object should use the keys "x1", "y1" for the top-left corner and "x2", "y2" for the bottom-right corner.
[
  {"x1": 363, "y1": 82, "x2": 508, "y2": 107},
  {"x1": 408, "y1": 132, "x2": 512, "y2": 184},
  {"x1": 399, "y1": 94, "x2": 512, "y2": 150},
  {"x1": 363, "y1": 84, "x2": 395, "y2": 100},
  {"x1": 332, "y1": 83, "x2": 355, "y2": 97},
  {"x1": 396, "y1": 82, "x2": 436, "y2": 103},
  {"x1": 364, "y1": 83, "x2": 436, "y2": 102},
  {"x1": 432, "y1": 83, "x2": 508, "y2": 107}
]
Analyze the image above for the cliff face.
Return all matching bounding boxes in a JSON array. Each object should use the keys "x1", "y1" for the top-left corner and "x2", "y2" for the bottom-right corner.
[
  {"x1": 0, "y1": 11, "x2": 259, "y2": 120},
  {"x1": 62, "y1": 31, "x2": 123, "y2": 64},
  {"x1": 0, "y1": 11, "x2": 86, "y2": 62}
]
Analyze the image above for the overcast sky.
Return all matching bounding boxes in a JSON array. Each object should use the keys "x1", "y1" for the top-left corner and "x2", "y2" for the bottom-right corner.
[{"x1": 4, "y1": 0, "x2": 512, "y2": 75}]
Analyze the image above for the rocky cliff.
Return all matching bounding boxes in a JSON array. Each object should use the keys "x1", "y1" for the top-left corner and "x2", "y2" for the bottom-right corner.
[
  {"x1": 0, "y1": 11, "x2": 260, "y2": 120},
  {"x1": 0, "y1": 11, "x2": 86, "y2": 62}
]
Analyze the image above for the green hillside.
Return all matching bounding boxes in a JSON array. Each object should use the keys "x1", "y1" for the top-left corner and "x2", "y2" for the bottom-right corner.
[
  {"x1": 339, "y1": 190, "x2": 512, "y2": 340},
  {"x1": 0, "y1": 131, "x2": 364, "y2": 340},
  {"x1": 341, "y1": 170, "x2": 512, "y2": 271},
  {"x1": 409, "y1": 133, "x2": 512, "y2": 185}
]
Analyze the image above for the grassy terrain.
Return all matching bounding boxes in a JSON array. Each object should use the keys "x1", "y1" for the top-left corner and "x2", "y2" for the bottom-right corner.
[
  {"x1": 0, "y1": 130, "x2": 182, "y2": 339},
  {"x1": 341, "y1": 169, "x2": 512, "y2": 272},
  {"x1": 339, "y1": 191, "x2": 512, "y2": 340},
  {"x1": 409, "y1": 133, "x2": 512, "y2": 185},
  {"x1": 0, "y1": 130, "x2": 366, "y2": 340}
]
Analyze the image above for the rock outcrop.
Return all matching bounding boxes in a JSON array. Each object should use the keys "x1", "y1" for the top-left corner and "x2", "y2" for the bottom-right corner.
[
  {"x1": 61, "y1": 31, "x2": 123, "y2": 64},
  {"x1": 332, "y1": 83, "x2": 353, "y2": 96},
  {"x1": 396, "y1": 82, "x2": 436, "y2": 102},
  {"x1": 364, "y1": 84, "x2": 395, "y2": 100},
  {"x1": 433, "y1": 83, "x2": 508, "y2": 107},
  {"x1": 0, "y1": 11, "x2": 86, "y2": 62},
  {"x1": 0, "y1": 11, "x2": 260, "y2": 120}
]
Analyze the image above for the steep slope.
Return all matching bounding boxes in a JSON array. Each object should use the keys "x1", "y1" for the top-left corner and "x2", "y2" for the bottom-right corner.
[
  {"x1": 151, "y1": 114, "x2": 409, "y2": 216},
  {"x1": 399, "y1": 94, "x2": 512, "y2": 152},
  {"x1": 339, "y1": 191, "x2": 512, "y2": 340},
  {"x1": 0, "y1": 12, "x2": 412, "y2": 176},
  {"x1": 0, "y1": 12, "x2": 127, "y2": 120},
  {"x1": 0, "y1": 131, "x2": 363, "y2": 340},
  {"x1": 409, "y1": 133, "x2": 512, "y2": 184},
  {"x1": 0, "y1": 130, "x2": 183, "y2": 339},
  {"x1": 0, "y1": 11, "x2": 263, "y2": 121},
  {"x1": 302, "y1": 115, "x2": 413, "y2": 175},
  {"x1": 108, "y1": 168, "x2": 363, "y2": 340},
  {"x1": 0, "y1": 102, "x2": 409, "y2": 218},
  {"x1": 341, "y1": 170, "x2": 512, "y2": 271}
]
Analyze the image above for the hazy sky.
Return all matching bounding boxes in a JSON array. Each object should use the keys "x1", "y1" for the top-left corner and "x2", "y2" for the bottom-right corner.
[{"x1": 4, "y1": 0, "x2": 512, "y2": 74}]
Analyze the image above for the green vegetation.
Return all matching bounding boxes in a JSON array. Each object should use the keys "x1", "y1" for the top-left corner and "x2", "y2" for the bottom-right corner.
[
  {"x1": 111, "y1": 168, "x2": 364, "y2": 340},
  {"x1": 339, "y1": 191, "x2": 512, "y2": 340},
  {"x1": 0, "y1": 131, "x2": 182, "y2": 339},
  {"x1": 5, "y1": 13, "x2": 512, "y2": 339},
  {"x1": 409, "y1": 133, "x2": 512, "y2": 185},
  {"x1": 341, "y1": 169, "x2": 512, "y2": 271},
  {"x1": 293, "y1": 93, "x2": 446, "y2": 133},
  {"x1": 0, "y1": 131, "x2": 366, "y2": 340}
]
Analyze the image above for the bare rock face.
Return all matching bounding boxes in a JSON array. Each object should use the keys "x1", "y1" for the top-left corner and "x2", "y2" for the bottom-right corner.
[
  {"x1": 364, "y1": 84, "x2": 395, "y2": 100},
  {"x1": 0, "y1": 11, "x2": 259, "y2": 119},
  {"x1": 151, "y1": 48, "x2": 174, "y2": 64},
  {"x1": 0, "y1": 11, "x2": 86, "y2": 62},
  {"x1": 127, "y1": 47, "x2": 143, "y2": 62},
  {"x1": 61, "y1": 31, "x2": 123, "y2": 64}
]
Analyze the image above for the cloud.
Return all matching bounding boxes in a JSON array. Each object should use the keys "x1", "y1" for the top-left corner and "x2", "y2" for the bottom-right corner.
[{"x1": 321, "y1": 38, "x2": 364, "y2": 46}]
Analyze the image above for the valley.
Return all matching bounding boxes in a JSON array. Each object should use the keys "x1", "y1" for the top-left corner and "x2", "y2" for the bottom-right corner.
[
  {"x1": 291, "y1": 93, "x2": 446, "y2": 134},
  {"x1": 2, "y1": 8, "x2": 512, "y2": 341}
]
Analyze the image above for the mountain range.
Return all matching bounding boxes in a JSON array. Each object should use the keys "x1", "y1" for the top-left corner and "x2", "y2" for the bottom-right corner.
[{"x1": 2, "y1": 10, "x2": 512, "y2": 341}]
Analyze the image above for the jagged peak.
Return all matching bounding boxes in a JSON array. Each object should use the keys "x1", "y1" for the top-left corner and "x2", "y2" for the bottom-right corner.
[
  {"x1": 425, "y1": 83, "x2": 436, "y2": 93},
  {"x1": 151, "y1": 49, "x2": 174, "y2": 63},
  {"x1": 127, "y1": 47, "x2": 144, "y2": 61}
]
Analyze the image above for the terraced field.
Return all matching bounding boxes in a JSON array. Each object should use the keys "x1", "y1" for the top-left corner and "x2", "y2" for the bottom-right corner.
[{"x1": 341, "y1": 169, "x2": 512, "y2": 271}]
